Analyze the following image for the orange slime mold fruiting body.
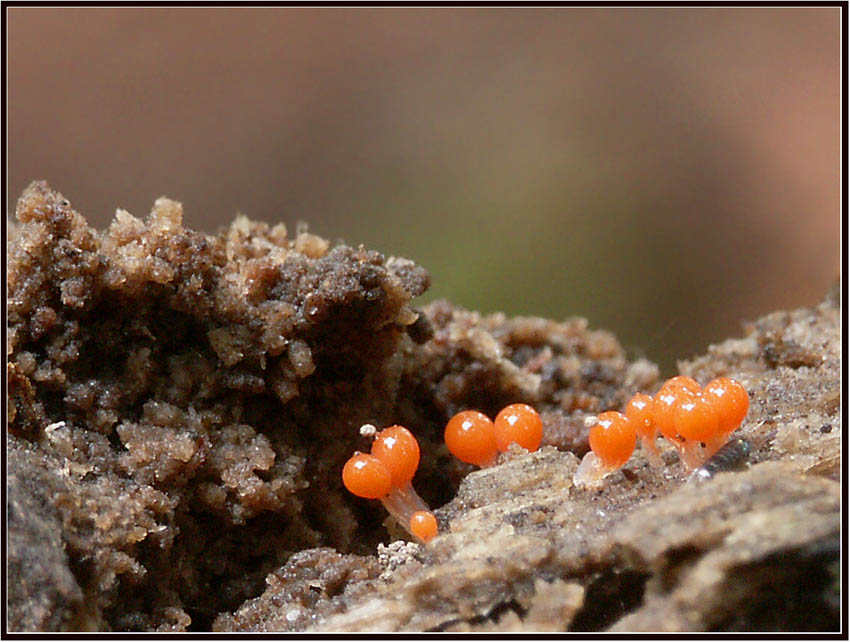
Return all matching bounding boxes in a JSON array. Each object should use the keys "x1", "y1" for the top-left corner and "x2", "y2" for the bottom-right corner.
[
  {"x1": 660, "y1": 375, "x2": 702, "y2": 395},
  {"x1": 650, "y1": 375, "x2": 750, "y2": 471},
  {"x1": 589, "y1": 410, "x2": 636, "y2": 468},
  {"x1": 625, "y1": 393, "x2": 662, "y2": 466},
  {"x1": 573, "y1": 411, "x2": 637, "y2": 488},
  {"x1": 702, "y1": 377, "x2": 750, "y2": 457},
  {"x1": 651, "y1": 385, "x2": 704, "y2": 470},
  {"x1": 342, "y1": 425, "x2": 437, "y2": 543},
  {"x1": 409, "y1": 511, "x2": 438, "y2": 542},
  {"x1": 652, "y1": 388, "x2": 684, "y2": 445},
  {"x1": 494, "y1": 403, "x2": 543, "y2": 453},
  {"x1": 444, "y1": 410, "x2": 499, "y2": 467},
  {"x1": 704, "y1": 378, "x2": 749, "y2": 432},
  {"x1": 342, "y1": 453, "x2": 392, "y2": 499},
  {"x1": 672, "y1": 392, "x2": 720, "y2": 443},
  {"x1": 371, "y1": 425, "x2": 420, "y2": 487}
]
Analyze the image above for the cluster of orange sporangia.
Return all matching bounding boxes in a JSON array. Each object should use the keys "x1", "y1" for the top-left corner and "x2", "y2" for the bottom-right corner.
[
  {"x1": 574, "y1": 376, "x2": 749, "y2": 488},
  {"x1": 342, "y1": 403, "x2": 543, "y2": 543},
  {"x1": 342, "y1": 425, "x2": 438, "y2": 542},
  {"x1": 342, "y1": 378, "x2": 748, "y2": 541}
]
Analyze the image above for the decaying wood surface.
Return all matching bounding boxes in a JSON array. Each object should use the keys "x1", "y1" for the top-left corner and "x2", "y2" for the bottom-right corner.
[{"x1": 7, "y1": 183, "x2": 840, "y2": 632}]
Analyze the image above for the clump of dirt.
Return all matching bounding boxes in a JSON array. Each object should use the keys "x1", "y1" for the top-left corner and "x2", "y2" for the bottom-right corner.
[
  {"x1": 7, "y1": 182, "x2": 839, "y2": 632},
  {"x1": 8, "y1": 181, "x2": 430, "y2": 629}
]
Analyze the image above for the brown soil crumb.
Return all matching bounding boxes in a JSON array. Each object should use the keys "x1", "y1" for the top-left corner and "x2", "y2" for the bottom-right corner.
[
  {"x1": 8, "y1": 181, "x2": 429, "y2": 630},
  {"x1": 7, "y1": 182, "x2": 839, "y2": 632}
]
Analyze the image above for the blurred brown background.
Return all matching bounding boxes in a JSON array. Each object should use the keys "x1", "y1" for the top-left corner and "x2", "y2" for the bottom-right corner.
[{"x1": 8, "y1": 7, "x2": 840, "y2": 374}]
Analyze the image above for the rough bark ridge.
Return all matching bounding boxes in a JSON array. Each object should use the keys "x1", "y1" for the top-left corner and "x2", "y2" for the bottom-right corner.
[{"x1": 7, "y1": 182, "x2": 840, "y2": 631}]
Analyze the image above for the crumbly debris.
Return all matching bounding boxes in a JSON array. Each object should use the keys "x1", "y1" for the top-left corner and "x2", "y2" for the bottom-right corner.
[
  {"x1": 212, "y1": 548, "x2": 382, "y2": 632},
  {"x1": 7, "y1": 182, "x2": 428, "y2": 630},
  {"x1": 7, "y1": 442, "x2": 88, "y2": 632}
]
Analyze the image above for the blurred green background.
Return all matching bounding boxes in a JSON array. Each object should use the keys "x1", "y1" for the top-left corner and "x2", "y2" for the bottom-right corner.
[{"x1": 8, "y1": 8, "x2": 840, "y2": 374}]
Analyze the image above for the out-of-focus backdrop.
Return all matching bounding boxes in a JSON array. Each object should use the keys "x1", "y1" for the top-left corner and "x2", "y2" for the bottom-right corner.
[{"x1": 8, "y1": 7, "x2": 840, "y2": 374}]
